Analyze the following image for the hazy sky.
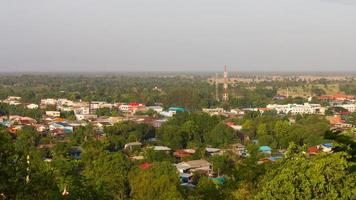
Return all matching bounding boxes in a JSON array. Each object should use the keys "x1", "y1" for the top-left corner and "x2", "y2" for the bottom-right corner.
[{"x1": 0, "y1": 0, "x2": 355, "y2": 72}]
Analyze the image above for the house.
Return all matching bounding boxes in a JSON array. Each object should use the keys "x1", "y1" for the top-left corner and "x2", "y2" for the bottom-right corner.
[
  {"x1": 2, "y1": 98, "x2": 22, "y2": 105},
  {"x1": 267, "y1": 156, "x2": 282, "y2": 162},
  {"x1": 169, "y1": 107, "x2": 185, "y2": 113},
  {"x1": 338, "y1": 104, "x2": 356, "y2": 113},
  {"x1": 69, "y1": 148, "x2": 82, "y2": 159},
  {"x1": 147, "y1": 106, "x2": 163, "y2": 113},
  {"x1": 153, "y1": 146, "x2": 171, "y2": 151},
  {"x1": 231, "y1": 143, "x2": 247, "y2": 156},
  {"x1": 139, "y1": 162, "x2": 152, "y2": 170},
  {"x1": 75, "y1": 114, "x2": 98, "y2": 121},
  {"x1": 205, "y1": 147, "x2": 222, "y2": 156},
  {"x1": 175, "y1": 159, "x2": 211, "y2": 174},
  {"x1": 174, "y1": 149, "x2": 195, "y2": 159},
  {"x1": 202, "y1": 108, "x2": 225, "y2": 116},
  {"x1": 131, "y1": 155, "x2": 144, "y2": 161},
  {"x1": 319, "y1": 94, "x2": 354, "y2": 102},
  {"x1": 124, "y1": 141, "x2": 142, "y2": 150},
  {"x1": 46, "y1": 111, "x2": 61, "y2": 117},
  {"x1": 35, "y1": 124, "x2": 47, "y2": 132},
  {"x1": 108, "y1": 116, "x2": 125, "y2": 124},
  {"x1": 225, "y1": 121, "x2": 242, "y2": 131},
  {"x1": 266, "y1": 103, "x2": 325, "y2": 115},
  {"x1": 259, "y1": 146, "x2": 272, "y2": 154},
  {"x1": 159, "y1": 111, "x2": 174, "y2": 117},
  {"x1": 320, "y1": 143, "x2": 333, "y2": 153},
  {"x1": 26, "y1": 103, "x2": 39, "y2": 109},
  {"x1": 119, "y1": 104, "x2": 130, "y2": 112},
  {"x1": 273, "y1": 95, "x2": 287, "y2": 100},
  {"x1": 90, "y1": 101, "x2": 113, "y2": 110},
  {"x1": 41, "y1": 98, "x2": 57, "y2": 106},
  {"x1": 307, "y1": 146, "x2": 321, "y2": 155},
  {"x1": 128, "y1": 102, "x2": 147, "y2": 113},
  {"x1": 57, "y1": 99, "x2": 74, "y2": 107},
  {"x1": 180, "y1": 173, "x2": 194, "y2": 184},
  {"x1": 230, "y1": 108, "x2": 245, "y2": 115},
  {"x1": 209, "y1": 177, "x2": 225, "y2": 185},
  {"x1": 159, "y1": 107, "x2": 186, "y2": 117},
  {"x1": 7, "y1": 96, "x2": 21, "y2": 101}
]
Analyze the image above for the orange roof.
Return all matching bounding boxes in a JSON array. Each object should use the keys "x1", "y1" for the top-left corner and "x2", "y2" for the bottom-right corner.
[
  {"x1": 8, "y1": 127, "x2": 17, "y2": 134},
  {"x1": 54, "y1": 117, "x2": 65, "y2": 122},
  {"x1": 328, "y1": 115, "x2": 344, "y2": 125},
  {"x1": 174, "y1": 149, "x2": 193, "y2": 158},
  {"x1": 258, "y1": 108, "x2": 270, "y2": 111}
]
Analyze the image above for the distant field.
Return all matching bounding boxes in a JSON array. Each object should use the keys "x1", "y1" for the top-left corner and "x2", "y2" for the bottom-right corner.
[{"x1": 277, "y1": 83, "x2": 340, "y2": 97}]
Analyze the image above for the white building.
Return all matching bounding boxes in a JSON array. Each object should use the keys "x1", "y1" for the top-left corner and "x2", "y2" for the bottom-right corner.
[
  {"x1": 266, "y1": 103, "x2": 325, "y2": 115},
  {"x1": 41, "y1": 98, "x2": 57, "y2": 106},
  {"x1": 45, "y1": 111, "x2": 61, "y2": 117},
  {"x1": 147, "y1": 106, "x2": 164, "y2": 113},
  {"x1": 74, "y1": 107, "x2": 90, "y2": 115},
  {"x1": 202, "y1": 108, "x2": 225, "y2": 116},
  {"x1": 75, "y1": 114, "x2": 98, "y2": 121},
  {"x1": 338, "y1": 104, "x2": 356, "y2": 113},
  {"x1": 57, "y1": 99, "x2": 74, "y2": 107},
  {"x1": 7, "y1": 96, "x2": 21, "y2": 101},
  {"x1": 119, "y1": 104, "x2": 130, "y2": 112},
  {"x1": 26, "y1": 103, "x2": 39, "y2": 109},
  {"x1": 90, "y1": 101, "x2": 113, "y2": 110}
]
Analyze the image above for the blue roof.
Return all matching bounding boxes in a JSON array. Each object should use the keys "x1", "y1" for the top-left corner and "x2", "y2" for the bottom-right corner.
[
  {"x1": 322, "y1": 143, "x2": 333, "y2": 148},
  {"x1": 180, "y1": 173, "x2": 193, "y2": 178},
  {"x1": 180, "y1": 183, "x2": 195, "y2": 187},
  {"x1": 259, "y1": 146, "x2": 272, "y2": 151},
  {"x1": 268, "y1": 156, "x2": 282, "y2": 162},
  {"x1": 169, "y1": 107, "x2": 185, "y2": 112},
  {"x1": 209, "y1": 177, "x2": 225, "y2": 184}
]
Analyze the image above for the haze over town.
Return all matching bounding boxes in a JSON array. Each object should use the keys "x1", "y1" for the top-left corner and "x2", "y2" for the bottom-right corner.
[
  {"x1": 1, "y1": 0, "x2": 355, "y2": 72},
  {"x1": 0, "y1": 1, "x2": 355, "y2": 200}
]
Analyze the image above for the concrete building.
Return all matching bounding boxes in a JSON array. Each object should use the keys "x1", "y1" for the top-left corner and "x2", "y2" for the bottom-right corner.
[
  {"x1": 266, "y1": 103, "x2": 325, "y2": 115},
  {"x1": 45, "y1": 111, "x2": 61, "y2": 117},
  {"x1": 26, "y1": 103, "x2": 39, "y2": 109},
  {"x1": 338, "y1": 104, "x2": 356, "y2": 113},
  {"x1": 202, "y1": 108, "x2": 225, "y2": 116}
]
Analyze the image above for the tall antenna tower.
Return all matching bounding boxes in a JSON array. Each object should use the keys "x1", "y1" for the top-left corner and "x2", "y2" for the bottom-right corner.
[
  {"x1": 223, "y1": 65, "x2": 228, "y2": 102},
  {"x1": 215, "y1": 73, "x2": 219, "y2": 101},
  {"x1": 286, "y1": 87, "x2": 289, "y2": 98}
]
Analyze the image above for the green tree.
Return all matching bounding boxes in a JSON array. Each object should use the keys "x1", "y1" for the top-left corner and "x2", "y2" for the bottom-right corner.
[
  {"x1": 194, "y1": 177, "x2": 223, "y2": 200},
  {"x1": 256, "y1": 144, "x2": 356, "y2": 200},
  {"x1": 205, "y1": 123, "x2": 235, "y2": 147},
  {"x1": 128, "y1": 162, "x2": 182, "y2": 200}
]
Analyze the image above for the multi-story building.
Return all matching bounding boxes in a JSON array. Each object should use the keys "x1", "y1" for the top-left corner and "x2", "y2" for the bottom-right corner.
[{"x1": 266, "y1": 103, "x2": 325, "y2": 115}]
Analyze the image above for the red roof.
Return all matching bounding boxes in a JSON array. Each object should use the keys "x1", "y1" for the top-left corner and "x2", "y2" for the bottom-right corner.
[
  {"x1": 225, "y1": 122, "x2": 235, "y2": 126},
  {"x1": 139, "y1": 162, "x2": 152, "y2": 170},
  {"x1": 308, "y1": 146, "x2": 320, "y2": 155},
  {"x1": 19, "y1": 119, "x2": 32, "y2": 125},
  {"x1": 129, "y1": 102, "x2": 145, "y2": 107},
  {"x1": 339, "y1": 111, "x2": 351, "y2": 115}
]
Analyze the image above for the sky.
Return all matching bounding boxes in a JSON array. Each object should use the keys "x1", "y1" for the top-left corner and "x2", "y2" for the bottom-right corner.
[{"x1": 0, "y1": 0, "x2": 355, "y2": 72}]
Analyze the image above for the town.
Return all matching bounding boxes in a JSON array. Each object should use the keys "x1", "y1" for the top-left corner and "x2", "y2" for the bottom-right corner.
[
  {"x1": 0, "y1": 73, "x2": 355, "y2": 199},
  {"x1": 1, "y1": 0, "x2": 356, "y2": 198}
]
